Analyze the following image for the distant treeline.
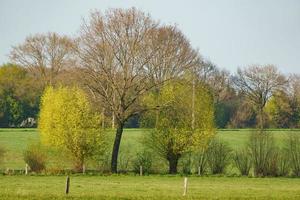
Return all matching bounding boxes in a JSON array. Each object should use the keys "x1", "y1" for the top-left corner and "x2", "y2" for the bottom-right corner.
[{"x1": 1, "y1": 62, "x2": 299, "y2": 129}]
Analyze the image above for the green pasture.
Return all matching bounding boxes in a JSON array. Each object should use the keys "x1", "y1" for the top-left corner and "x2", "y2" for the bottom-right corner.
[
  {"x1": 0, "y1": 128, "x2": 299, "y2": 169},
  {"x1": 1, "y1": 129, "x2": 300, "y2": 200},
  {"x1": 0, "y1": 175, "x2": 300, "y2": 200}
]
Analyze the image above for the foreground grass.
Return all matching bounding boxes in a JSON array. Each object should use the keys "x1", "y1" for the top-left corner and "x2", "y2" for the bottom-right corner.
[{"x1": 1, "y1": 175, "x2": 300, "y2": 200}]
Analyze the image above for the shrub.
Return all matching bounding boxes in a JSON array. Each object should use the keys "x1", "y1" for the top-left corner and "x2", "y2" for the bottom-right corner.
[
  {"x1": 180, "y1": 152, "x2": 192, "y2": 175},
  {"x1": 233, "y1": 148, "x2": 251, "y2": 176},
  {"x1": 248, "y1": 130, "x2": 276, "y2": 177},
  {"x1": 96, "y1": 150, "x2": 111, "y2": 173},
  {"x1": 206, "y1": 138, "x2": 232, "y2": 174},
  {"x1": 265, "y1": 149, "x2": 279, "y2": 176},
  {"x1": 118, "y1": 146, "x2": 132, "y2": 173},
  {"x1": 277, "y1": 149, "x2": 290, "y2": 176},
  {"x1": 133, "y1": 150, "x2": 152, "y2": 174},
  {"x1": 286, "y1": 133, "x2": 300, "y2": 176},
  {"x1": 193, "y1": 149, "x2": 208, "y2": 175},
  {"x1": 23, "y1": 144, "x2": 47, "y2": 173}
]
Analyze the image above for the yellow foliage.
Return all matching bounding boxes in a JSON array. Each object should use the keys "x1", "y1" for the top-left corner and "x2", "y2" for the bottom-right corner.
[
  {"x1": 39, "y1": 86, "x2": 104, "y2": 169},
  {"x1": 145, "y1": 80, "x2": 215, "y2": 157}
]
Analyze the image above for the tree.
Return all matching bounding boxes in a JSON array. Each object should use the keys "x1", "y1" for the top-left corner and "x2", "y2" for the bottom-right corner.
[
  {"x1": 39, "y1": 86, "x2": 105, "y2": 171},
  {"x1": 10, "y1": 32, "x2": 75, "y2": 86},
  {"x1": 233, "y1": 65, "x2": 286, "y2": 129},
  {"x1": 0, "y1": 63, "x2": 42, "y2": 127},
  {"x1": 288, "y1": 75, "x2": 300, "y2": 127},
  {"x1": 265, "y1": 90, "x2": 300, "y2": 128},
  {"x1": 144, "y1": 80, "x2": 215, "y2": 174},
  {"x1": 77, "y1": 8, "x2": 199, "y2": 173}
]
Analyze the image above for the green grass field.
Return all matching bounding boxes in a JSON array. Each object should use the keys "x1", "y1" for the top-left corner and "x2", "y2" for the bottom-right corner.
[
  {"x1": 1, "y1": 128, "x2": 300, "y2": 199},
  {"x1": 0, "y1": 128, "x2": 299, "y2": 169},
  {"x1": 1, "y1": 175, "x2": 300, "y2": 200}
]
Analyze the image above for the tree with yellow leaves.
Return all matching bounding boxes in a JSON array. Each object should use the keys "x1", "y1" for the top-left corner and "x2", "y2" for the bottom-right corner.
[
  {"x1": 143, "y1": 80, "x2": 215, "y2": 174},
  {"x1": 39, "y1": 86, "x2": 105, "y2": 171}
]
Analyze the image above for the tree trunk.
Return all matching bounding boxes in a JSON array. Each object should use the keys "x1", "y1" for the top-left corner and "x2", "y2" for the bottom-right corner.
[
  {"x1": 111, "y1": 122, "x2": 124, "y2": 173},
  {"x1": 168, "y1": 155, "x2": 179, "y2": 174}
]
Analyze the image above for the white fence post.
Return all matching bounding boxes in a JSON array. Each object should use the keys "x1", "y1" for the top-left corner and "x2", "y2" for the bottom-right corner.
[
  {"x1": 25, "y1": 163, "x2": 28, "y2": 175},
  {"x1": 183, "y1": 177, "x2": 188, "y2": 196}
]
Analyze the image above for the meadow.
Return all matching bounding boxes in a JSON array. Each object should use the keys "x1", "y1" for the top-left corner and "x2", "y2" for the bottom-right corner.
[
  {"x1": 1, "y1": 175, "x2": 300, "y2": 200},
  {"x1": 0, "y1": 128, "x2": 297, "y2": 169},
  {"x1": 1, "y1": 129, "x2": 300, "y2": 199}
]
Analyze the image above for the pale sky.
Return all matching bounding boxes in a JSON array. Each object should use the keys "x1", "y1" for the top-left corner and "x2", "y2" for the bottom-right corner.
[{"x1": 0, "y1": 0, "x2": 299, "y2": 73}]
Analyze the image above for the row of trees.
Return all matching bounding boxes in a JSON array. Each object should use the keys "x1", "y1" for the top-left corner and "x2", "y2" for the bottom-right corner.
[
  {"x1": 2, "y1": 54, "x2": 300, "y2": 129},
  {"x1": 1, "y1": 7, "x2": 300, "y2": 173}
]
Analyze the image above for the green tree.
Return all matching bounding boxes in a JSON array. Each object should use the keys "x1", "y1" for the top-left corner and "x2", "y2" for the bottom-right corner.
[
  {"x1": 144, "y1": 80, "x2": 215, "y2": 174},
  {"x1": 39, "y1": 86, "x2": 105, "y2": 171},
  {"x1": 265, "y1": 91, "x2": 300, "y2": 128},
  {"x1": 0, "y1": 63, "x2": 41, "y2": 127}
]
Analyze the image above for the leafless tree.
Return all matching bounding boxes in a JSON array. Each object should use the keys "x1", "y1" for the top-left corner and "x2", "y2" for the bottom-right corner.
[
  {"x1": 77, "y1": 8, "x2": 199, "y2": 173},
  {"x1": 10, "y1": 32, "x2": 76, "y2": 86},
  {"x1": 233, "y1": 65, "x2": 287, "y2": 129}
]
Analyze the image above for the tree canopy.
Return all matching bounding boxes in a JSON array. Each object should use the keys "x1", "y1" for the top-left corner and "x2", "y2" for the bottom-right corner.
[{"x1": 39, "y1": 86, "x2": 105, "y2": 171}]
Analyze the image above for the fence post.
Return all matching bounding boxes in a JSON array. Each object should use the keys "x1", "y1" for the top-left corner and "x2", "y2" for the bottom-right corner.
[
  {"x1": 25, "y1": 164, "x2": 28, "y2": 175},
  {"x1": 140, "y1": 165, "x2": 143, "y2": 176},
  {"x1": 65, "y1": 176, "x2": 70, "y2": 194},
  {"x1": 198, "y1": 166, "x2": 201, "y2": 176},
  {"x1": 183, "y1": 177, "x2": 188, "y2": 196}
]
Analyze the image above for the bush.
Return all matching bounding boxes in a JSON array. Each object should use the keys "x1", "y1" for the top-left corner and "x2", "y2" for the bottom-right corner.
[
  {"x1": 23, "y1": 144, "x2": 47, "y2": 173},
  {"x1": 96, "y1": 150, "x2": 111, "y2": 173},
  {"x1": 248, "y1": 130, "x2": 276, "y2": 177},
  {"x1": 206, "y1": 138, "x2": 232, "y2": 174},
  {"x1": 286, "y1": 133, "x2": 300, "y2": 176},
  {"x1": 180, "y1": 152, "x2": 192, "y2": 175},
  {"x1": 193, "y1": 149, "x2": 208, "y2": 175},
  {"x1": 233, "y1": 148, "x2": 251, "y2": 176},
  {"x1": 277, "y1": 149, "x2": 290, "y2": 176},
  {"x1": 265, "y1": 149, "x2": 279, "y2": 176},
  {"x1": 133, "y1": 150, "x2": 152, "y2": 174},
  {"x1": 118, "y1": 145, "x2": 132, "y2": 173}
]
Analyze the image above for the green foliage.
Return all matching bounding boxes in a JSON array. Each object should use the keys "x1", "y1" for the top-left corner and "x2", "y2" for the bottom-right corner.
[
  {"x1": 286, "y1": 133, "x2": 300, "y2": 176},
  {"x1": 193, "y1": 149, "x2": 209, "y2": 175},
  {"x1": 133, "y1": 149, "x2": 153, "y2": 174},
  {"x1": 248, "y1": 131, "x2": 277, "y2": 177},
  {"x1": 277, "y1": 149, "x2": 290, "y2": 176},
  {"x1": 0, "y1": 64, "x2": 42, "y2": 127},
  {"x1": 265, "y1": 91, "x2": 300, "y2": 128},
  {"x1": 39, "y1": 86, "x2": 105, "y2": 171},
  {"x1": 179, "y1": 152, "x2": 193, "y2": 175},
  {"x1": 233, "y1": 148, "x2": 251, "y2": 176},
  {"x1": 206, "y1": 138, "x2": 232, "y2": 174},
  {"x1": 214, "y1": 101, "x2": 236, "y2": 128},
  {"x1": 144, "y1": 80, "x2": 215, "y2": 173},
  {"x1": 23, "y1": 144, "x2": 46, "y2": 172}
]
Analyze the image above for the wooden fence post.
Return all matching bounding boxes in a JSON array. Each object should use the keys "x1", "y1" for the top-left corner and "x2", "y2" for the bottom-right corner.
[
  {"x1": 25, "y1": 164, "x2": 28, "y2": 175},
  {"x1": 65, "y1": 176, "x2": 70, "y2": 194},
  {"x1": 183, "y1": 177, "x2": 188, "y2": 196},
  {"x1": 198, "y1": 166, "x2": 201, "y2": 176}
]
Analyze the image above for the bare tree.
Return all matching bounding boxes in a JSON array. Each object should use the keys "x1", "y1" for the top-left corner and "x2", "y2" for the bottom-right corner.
[
  {"x1": 77, "y1": 8, "x2": 199, "y2": 173},
  {"x1": 10, "y1": 32, "x2": 75, "y2": 86},
  {"x1": 233, "y1": 65, "x2": 287, "y2": 129}
]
